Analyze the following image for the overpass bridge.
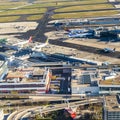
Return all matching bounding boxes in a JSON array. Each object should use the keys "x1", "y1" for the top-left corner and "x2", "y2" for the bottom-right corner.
[{"x1": 7, "y1": 97, "x2": 103, "y2": 120}]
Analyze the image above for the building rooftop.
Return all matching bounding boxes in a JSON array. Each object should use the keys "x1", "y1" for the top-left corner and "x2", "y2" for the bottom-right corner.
[
  {"x1": 33, "y1": 67, "x2": 45, "y2": 75},
  {"x1": 99, "y1": 75, "x2": 120, "y2": 85},
  {"x1": 0, "y1": 60, "x2": 4, "y2": 67},
  {"x1": 6, "y1": 67, "x2": 44, "y2": 79},
  {"x1": 72, "y1": 79, "x2": 90, "y2": 87},
  {"x1": 105, "y1": 96, "x2": 120, "y2": 111},
  {"x1": 6, "y1": 71, "x2": 25, "y2": 78}
]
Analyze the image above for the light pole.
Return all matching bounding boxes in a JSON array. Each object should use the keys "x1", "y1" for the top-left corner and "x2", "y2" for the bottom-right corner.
[
  {"x1": 62, "y1": 78, "x2": 65, "y2": 94},
  {"x1": 39, "y1": 107, "x2": 43, "y2": 118},
  {"x1": 7, "y1": 102, "x2": 11, "y2": 113}
]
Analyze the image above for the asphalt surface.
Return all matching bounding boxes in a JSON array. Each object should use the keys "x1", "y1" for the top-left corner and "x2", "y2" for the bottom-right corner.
[
  {"x1": 49, "y1": 39, "x2": 120, "y2": 59},
  {"x1": 7, "y1": 98, "x2": 102, "y2": 120},
  {"x1": 14, "y1": 2, "x2": 120, "y2": 60},
  {"x1": 1, "y1": 1, "x2": 120, "y2": 60}
]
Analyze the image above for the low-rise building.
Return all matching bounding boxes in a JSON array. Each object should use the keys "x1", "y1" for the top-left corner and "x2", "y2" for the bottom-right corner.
[
  {"x1": 72, "y1": 79, "x2": 99, "y2": 95},
  {"x1": 72, "y1": 70, "x2": 99, "y2": 95},
  {"x1": 103, "y1": 95, "x2": 120, "y2": 120},
  {"x1": 0, "y1": 109, "x2": 4, "y2": 120},
  {"x1": 98, "y1": 76, "x2": 120, "y2": 95},
  {"x1": 0, "y1": 67, "x2": 51, "y2": 94}
]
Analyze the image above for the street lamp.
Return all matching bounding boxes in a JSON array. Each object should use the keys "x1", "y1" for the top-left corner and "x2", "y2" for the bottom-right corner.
[
  {"x1": 61, "y1": 78, "x2": 65, "y2": 94},
  {"x1": 7, "y1": 102, "x2": 11, "y2": 113},
  {"x1": 39, "y1": 107, "x2": 43, "y2": 118}
]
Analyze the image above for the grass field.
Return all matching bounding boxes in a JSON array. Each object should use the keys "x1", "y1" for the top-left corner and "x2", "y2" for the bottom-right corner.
[
  {"x1": 25, "y1": 0, "x2": 107, "y2": 8},
  {"x1": 54, "y1": 0, "x2": 108, "y2": 6},
  {"x1": 24, "y1": 0, "x2": 108, "y2": 9},
  {"x1": 55, "y1": 4, "x2": 114, "y2": 12},
  {"x1": 24, "y1": 3, "x2": 57, "y2": 8},
  {"x1": 27, "y1": 15, "x2": 43, "y2": 21},
  {"x1": 0, "y1": 8, "x2": 46, "y2": 16},
  {"x1": 52, "y1": 10, "x2": 118, "y2": 19},
  {"x1": 36, "y1": 0, "x2": 107, "y2": 3},
  {"x1": 0, "y1": 0, "x2": 118, "y2": 22},
  {"x1": 0, "y1": 16, "x2": 20, "y2": 22}
]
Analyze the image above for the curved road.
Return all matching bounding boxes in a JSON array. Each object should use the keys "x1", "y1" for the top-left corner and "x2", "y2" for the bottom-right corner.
[{"x1": 7, "y1": 98, "x2": 103, "y2": 120}]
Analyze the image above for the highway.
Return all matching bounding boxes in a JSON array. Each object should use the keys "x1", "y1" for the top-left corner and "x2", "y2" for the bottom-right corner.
[{"x1": 7, "y1": 97, "x2": 103, "y2": 120}]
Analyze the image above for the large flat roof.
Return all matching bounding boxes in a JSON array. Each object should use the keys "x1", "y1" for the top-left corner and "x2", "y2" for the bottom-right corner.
[
  {"x1": 99, "y1": 76, "x2": 120, "y2": 85},
  {"x1": 0, "y1": 61, "x2": 4, "y2": 67},
  {"x1": 6, "y1": 67, "x2": 44, "y2": 79},
  {"x1": 72, "y1": 79, "x2": 90, "y2": 87},
  {"x1": 105, "y1": 96, "x2": 120, "y2": 111},
  {"x1": 6, "y1": 71, "x2": 25, "y2": 78}
]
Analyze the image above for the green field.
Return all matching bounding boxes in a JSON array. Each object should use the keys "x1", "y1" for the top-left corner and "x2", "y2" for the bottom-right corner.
[
  {"x1": 0, "y1": 8, "x2": 46, "y2": 16},
  {"x1": 55, "y1": 4, "x2": 114, "y2": 12},
  {"x1": 52, "y1": 10, "x2": 118, "y2": 19},
  {"x1": 36, "y1": 0, "x2": 107, "y2": 2},
  {"x1": 0, "y1": 16, "x2": 20, "y2": 22},
  {"x1": 24, "y1": 3, "x2": 57, "y2": 8},
  {"x1": 54, "y1": 0, "x2": 108, "y2": 6},
  {"x1": 0, "y1": 0, "x2": 118, "y2": 22},
  {"x1": 24, "y1": 0, "x2": 108, "y2": 9},
  {"x1": 27, "y1": 15, "x2": 43, "y2": 21}
]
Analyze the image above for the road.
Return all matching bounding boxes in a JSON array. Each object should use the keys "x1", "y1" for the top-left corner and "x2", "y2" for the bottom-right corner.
[{"x1": 7, "y1": 97, "x2": 103, "y2": 120}]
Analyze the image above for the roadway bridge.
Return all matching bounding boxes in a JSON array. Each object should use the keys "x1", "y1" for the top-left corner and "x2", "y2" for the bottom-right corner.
[{"x1": 7, "y1": 97, "x2": 103, "y2": 120}]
